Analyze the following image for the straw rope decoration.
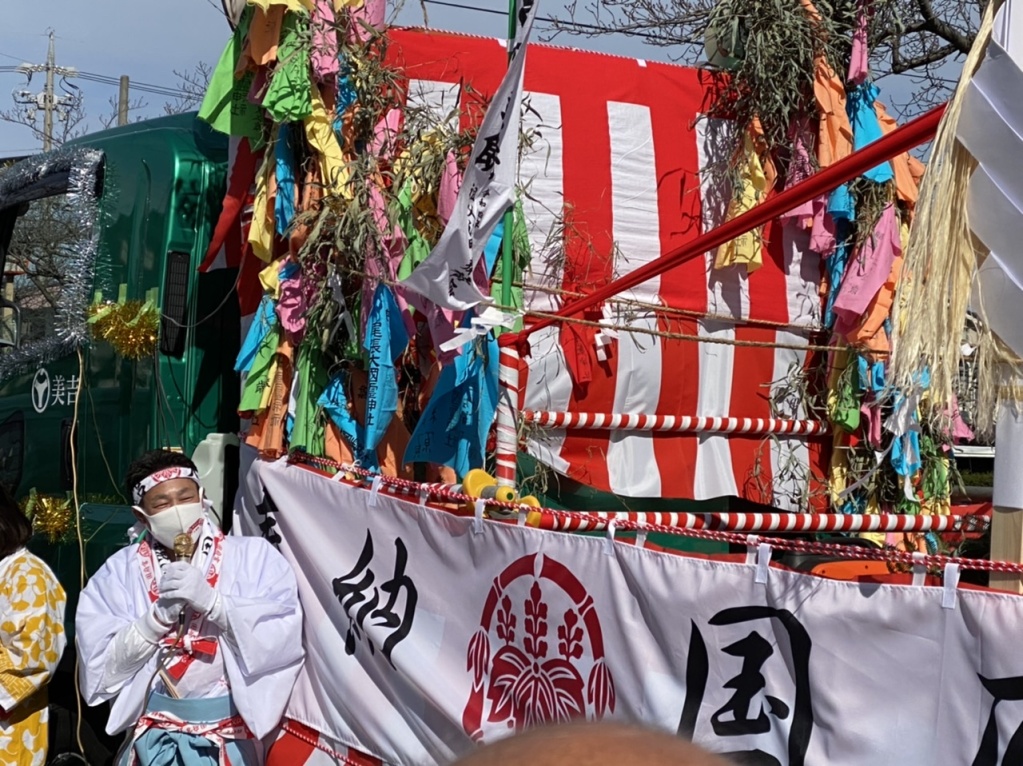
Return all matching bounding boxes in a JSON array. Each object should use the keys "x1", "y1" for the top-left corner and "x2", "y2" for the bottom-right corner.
[{"x1": 888, "y1": 0, "x2": 1011, "y2": 439}]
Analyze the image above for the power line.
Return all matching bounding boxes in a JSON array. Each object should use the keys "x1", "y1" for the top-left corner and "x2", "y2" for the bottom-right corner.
[{"x1": 75, "y1": 72, "x2": 189, "y2": 99}]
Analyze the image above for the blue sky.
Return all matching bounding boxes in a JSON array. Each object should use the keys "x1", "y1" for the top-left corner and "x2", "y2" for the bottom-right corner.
[
  {"x1": 0, "y1": 0, "x2": 948, "y2": 157},
  {"x1": 0, "y1": 0, "x2": 661, "y2": 157}
]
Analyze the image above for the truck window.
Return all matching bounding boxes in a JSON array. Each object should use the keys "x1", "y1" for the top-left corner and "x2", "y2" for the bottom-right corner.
[
  {"x1": 0, "y1": 148, "x2": 104, "y2": 358},
  {"x1": 3, "y1": 194, "x2": 81, "y2": 346}
]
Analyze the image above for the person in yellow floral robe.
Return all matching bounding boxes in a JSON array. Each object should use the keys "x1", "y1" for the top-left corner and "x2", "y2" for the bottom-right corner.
[{"x1": 0, "y1": 485, "x2": 66, "y2": 766}]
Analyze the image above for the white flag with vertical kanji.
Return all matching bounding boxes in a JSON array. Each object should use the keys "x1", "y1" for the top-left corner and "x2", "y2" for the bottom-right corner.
[{"x1": 399, "y1": 0, "x2": 540, "y2": 310}]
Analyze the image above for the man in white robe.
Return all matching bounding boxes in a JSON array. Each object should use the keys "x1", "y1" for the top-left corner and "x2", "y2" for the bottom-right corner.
[{"x1": 77, "y1": 449, "x2": 304, "y2": 765}]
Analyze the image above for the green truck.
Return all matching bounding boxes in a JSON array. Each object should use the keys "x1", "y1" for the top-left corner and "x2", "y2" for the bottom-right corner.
[
  {"x1": 0, "y1": 112, "x2": 241, "y2": 764},
  {"x1": 0, "y1": 110, "x2": 883, "y2": 764}
]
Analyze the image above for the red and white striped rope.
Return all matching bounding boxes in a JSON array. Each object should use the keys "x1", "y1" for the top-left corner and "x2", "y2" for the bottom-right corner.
[
  {"x1": 522, "y1": 410, "x2": 829, "y2": 435},
  {"x1": 290, "y1": 453, "x2": 1010, "y2": 573},
  {"x1": 495, "y1": 345, "x2": 520, "y2": 488},
  {"x1": 533, "y1": 509, "x2": 986, "y2": 534},
  {"x1": 280, "y1": 721, "x2": 372, "y2": 766}
]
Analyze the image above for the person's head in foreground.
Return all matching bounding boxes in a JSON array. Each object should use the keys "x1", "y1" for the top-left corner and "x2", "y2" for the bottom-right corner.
[
  {"x1": 450, "y1": 722, "x2": 731, "y2": 766},
  {"x1": 0, "y1": 480, "x2": 32, "y2": 560}
]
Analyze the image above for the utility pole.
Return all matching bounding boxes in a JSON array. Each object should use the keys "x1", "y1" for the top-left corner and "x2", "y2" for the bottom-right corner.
[
  {"x1": 118, "y1": 75, "x2": 129, "y2": 126},
  {"x1": 43, "y1": 32, "x2": 54, "y2": 149},
  {"x1": 13, "y1": 30, "x2": 79, "y2": 151}
]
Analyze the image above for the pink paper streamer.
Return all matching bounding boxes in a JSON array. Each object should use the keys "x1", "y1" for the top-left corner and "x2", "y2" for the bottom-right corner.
[
  {"x1": 437, "y1": 150, "x2": 462, "y2": 225},
  {"x1": 362, "y1": 183, "x2": 412, "y2": 337},
  {"x1": 832, "y1": 203, "x2": 901, "y2": 323},
  {"x1": 778, "y1": 121, "x2": 835, "y2": 255},
  {"x1": 368, "y1": 109, "x2": 401, "y2": 158},
  {"x1": 312, "y1": 0, "x2": 340, "y2": 81},
  {"x1": 809, "y1": 198, "x2": 836, "y2": 256},
  {"x1": 861, "y1": 400, "x2": 883, "y2": 448},
  {"x1": 779, "y1": 120, "x2": 815, "y2": 226},
  {"x1": 279, "y1": 274, "x2": 309, "y2": 338},
  {"x1": 848, "y1": 2, "x2": 870, "y2": 85},
  {"x1": 347, "y1": 0, "x2": 385, "y2": 43},
  {"x1": 948, "y1": 394, "x2": 975, "y2": 443}
]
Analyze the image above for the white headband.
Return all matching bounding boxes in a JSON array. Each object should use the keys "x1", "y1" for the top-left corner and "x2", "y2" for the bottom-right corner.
[{"x1": 131, "y1": 466, "x2": 201, "y2": 505}]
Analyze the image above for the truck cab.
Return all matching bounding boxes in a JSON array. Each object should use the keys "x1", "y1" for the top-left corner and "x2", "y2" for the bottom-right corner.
[{"x1": 0, "y1": 113, "x2": 237, "y2": 763}]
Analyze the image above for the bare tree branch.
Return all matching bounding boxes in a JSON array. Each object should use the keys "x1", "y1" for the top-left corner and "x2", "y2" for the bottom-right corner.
[
  {"x1": 553, "y1": 0, "x2": 979, "y2": 111},
  {"x1": 891, "y1": 40, "x2": 958, "y2": 72},
  {"x1": 163, "y1": 63, "x2": 213, "y2": 115},
  {"x1": 0, "y1": 93, "x2": 87, "y2": 148},
  {"x1": 98, "y1": 94, "x2": 150, "y2": 129}
]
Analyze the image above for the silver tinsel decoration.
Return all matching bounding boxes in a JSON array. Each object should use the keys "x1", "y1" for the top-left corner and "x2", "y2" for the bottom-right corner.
[{"x1": 0, "y1": 146, "x2": 104, "y2": 383}]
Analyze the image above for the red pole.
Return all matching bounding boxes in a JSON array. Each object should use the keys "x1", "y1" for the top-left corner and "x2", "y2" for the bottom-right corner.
[{"x1": 503, "y1": 102, "x2": 947, "y2": 346}]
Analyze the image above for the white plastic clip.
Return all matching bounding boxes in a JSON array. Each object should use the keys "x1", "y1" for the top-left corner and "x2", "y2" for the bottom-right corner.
[
  {"x1": 755, "y1": 543, "x2": 772, "y2": 585},
  {"x1": 473, "y1": 499, "x2": 487, "y2": 534},
  {"x1": 368, "y1": 476, "x2": 383, "y2": 507},
  {"x1": 942, "y1": 563, "x2": 960, "y2": 610},
  {"x1": 911, "y1": 552, "x2": 927, "y2": 587},
  {"x1": 331, "y1": 468, "x2": 346, "y2": 482},
  {"x1": 604, "y1": 519, "x2": 618, "y2": 556},
  {"x1": 635, "y1": 521, "x2": 648, "y2": 549},
  {"x1": 517, "y1": 507, "x2": 528, "y2": 526},
  {"x1": 745, "y1": 535, "x2": 759, "y2": 566},
  {"x1": 418, "y1": 487, "x2": 429, "y2": 507}
]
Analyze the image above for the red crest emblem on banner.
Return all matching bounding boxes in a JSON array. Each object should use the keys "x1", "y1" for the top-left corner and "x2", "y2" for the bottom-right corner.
[{"x1": 462, "y1": 553, "x2": 615, "y2": 741}]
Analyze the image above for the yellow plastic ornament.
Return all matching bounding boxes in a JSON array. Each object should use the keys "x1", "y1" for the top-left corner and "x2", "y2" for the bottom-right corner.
[
  {"x1": 20, "y1": 490, "x2": 74, "y2": 543},
  {"x1": 89, "y1": 300, "x2": 161, "y2": 359}
]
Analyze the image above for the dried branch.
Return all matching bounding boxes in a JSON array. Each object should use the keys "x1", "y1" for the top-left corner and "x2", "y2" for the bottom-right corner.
[
  {"x1": 163, "y1": 63, "x2": 213, "y2": 115},
  {"x1": 553, "y1": 0, "x2": 980, "y2": 112}
]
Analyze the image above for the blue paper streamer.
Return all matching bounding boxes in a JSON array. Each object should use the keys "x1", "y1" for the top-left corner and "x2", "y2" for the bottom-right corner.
[
  {"x1": 274, "y1": 123, "x2": 297, "y2": 236},
  {"x1": 846, "y1": 82, "x2": 895, "y2": 184},
  {"x1": 235, "y1": 296, "x2": 277, "y2": 374},
  {"x1": 362, "y1": 284, "x2": 410, "y2": 453},
  {"x1": 403, "y1": 321, "x2": 499, "y2": 479}
]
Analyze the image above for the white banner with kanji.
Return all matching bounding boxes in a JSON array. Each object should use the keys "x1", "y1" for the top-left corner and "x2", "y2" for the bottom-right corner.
[{"x1": 236, "y1": 456, "x2": 1023, "y2": 766}]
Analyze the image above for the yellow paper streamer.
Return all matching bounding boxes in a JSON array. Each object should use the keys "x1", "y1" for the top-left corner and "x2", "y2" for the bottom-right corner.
[
  {"x1": 304, "y1": 85, "x2": 352, "y2": 198},
  {"x1": 248, "y1": 0, "x2": 313, "y2": 12},
  {"x1": 249, "y1": 154, "x2": 275, "y2": 262},
  {"x1": 715, "y1": 132, "x2": 767, "y2": 272}
]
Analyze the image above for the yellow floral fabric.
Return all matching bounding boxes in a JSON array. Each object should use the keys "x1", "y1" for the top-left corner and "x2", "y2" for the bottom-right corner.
[{"x1": 0, "y1": 550, "x2": 67, "y2": 766}]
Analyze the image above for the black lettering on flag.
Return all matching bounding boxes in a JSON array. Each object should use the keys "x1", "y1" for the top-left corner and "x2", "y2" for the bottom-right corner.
[
  {"x1": 332, "y1": 530, "x2": 418, "y2": 666},
  {"x1": 254, "y1": 486, "x2": 282, "y2": 548},
  {"x1": 972, "y1": 674, "x2": 1023, "y2": 765},
  {"x1": 678, "y1": 606, "x2": 813, "y2": 766}
]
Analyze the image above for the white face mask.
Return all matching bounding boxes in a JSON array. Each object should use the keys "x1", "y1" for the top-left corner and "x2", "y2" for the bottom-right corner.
[{"x1": 140, "y1": 501, "x2": 206, "y2": 550}]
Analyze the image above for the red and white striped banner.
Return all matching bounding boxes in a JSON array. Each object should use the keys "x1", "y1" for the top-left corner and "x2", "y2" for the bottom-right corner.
[{"x1": 385, "y1": 30, "x2": 826, "y2": 508}]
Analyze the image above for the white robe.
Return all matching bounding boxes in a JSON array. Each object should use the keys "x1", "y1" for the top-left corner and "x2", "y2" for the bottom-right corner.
[{"x1": 76, "y1": 536, "x2": 304, "y2": 739}]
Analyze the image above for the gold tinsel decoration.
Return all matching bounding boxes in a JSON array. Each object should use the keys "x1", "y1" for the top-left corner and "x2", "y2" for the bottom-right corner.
[
  {"x1": 88, "y1": 299, "x2": 160, "y2": 359},
  {"x1": 20, "y1": 489, "x2": 74, "y2": 543}
]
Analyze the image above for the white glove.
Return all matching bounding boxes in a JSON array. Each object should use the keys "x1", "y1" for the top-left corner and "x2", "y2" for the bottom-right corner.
[
  {"x1": 153, "y1": 596, "x2": 184, "y2": 628},
  {"x1": 133, "y1": 597, "x2": 183, "y2": 645},
  {"x1": 159, "y1": 561, "x2": 217, "y2": 616}
]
